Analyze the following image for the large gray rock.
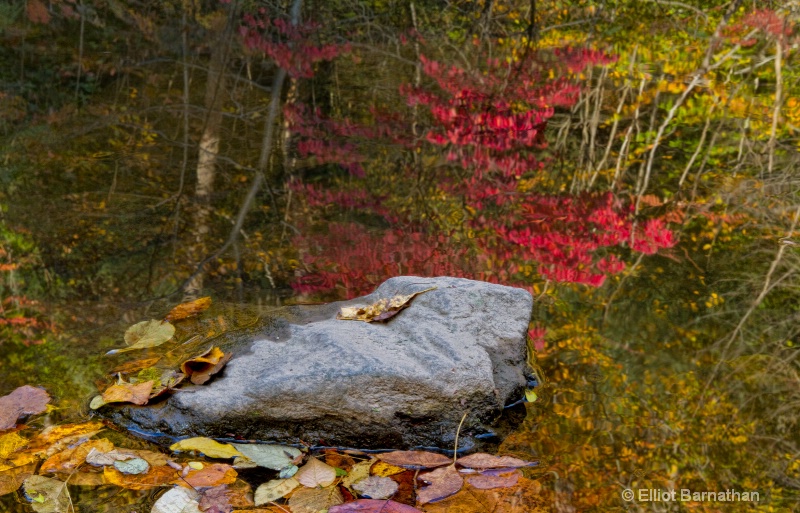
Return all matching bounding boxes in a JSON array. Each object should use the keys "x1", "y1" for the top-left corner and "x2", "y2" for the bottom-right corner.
[{"x1": 104, "y1": 276, "x2": 533, "y2": 449}]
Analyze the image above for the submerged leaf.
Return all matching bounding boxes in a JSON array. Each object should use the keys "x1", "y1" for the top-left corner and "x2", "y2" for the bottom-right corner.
[
  {"x1": 107, "y1": 320, "x2": 175, "y2": 355},
  {"x1": 0, "y1": 431, "x2": 28, "y2": 459},
  {"x1": 416, "y1": 465, "x2": 462, "y2": 505},
  {"x1": 254, "y1": 477, "x2": 299, "y2": 505},
  {"x1": 465, "y1": 468, "x2": 521, "y2": 489},
  {"x1": 352, "y1": 475, "x2": 398, "y2": 500},
  {"x1": 22, "y1": 475, "x2": 70, "y2": 513},
  {"x1": 455, "y1": 453, "x2": 536, "y2": 470},
  {"x1": 288, "y1": 486, "x2": 344, "y2": 513},
  {"x1": 337, "y1": 287, "x2": 436, "y2": 322},
  {"x1": 170, "y1": 437, "x2": 244, "y2": 459},
  {"x1": 329, "y1": 499, "x2": 424, "y2": 512},
  {"x1": 166, "y1": 296, "x2": 212, "y2": 322},
  {"x1": 0, "y1": 385, "x2": 50, "y2": 430},
  {"x1": 0, "y1": 461, "x2": 37, "y2": 496},
  {"x1": 104, "y1": 464, "x2": 177, "y2": 490}
]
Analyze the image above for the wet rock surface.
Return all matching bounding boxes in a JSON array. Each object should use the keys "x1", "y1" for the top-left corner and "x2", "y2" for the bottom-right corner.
[{"x1": 103, "y1": 276, "x2": 533, "y2": 450}]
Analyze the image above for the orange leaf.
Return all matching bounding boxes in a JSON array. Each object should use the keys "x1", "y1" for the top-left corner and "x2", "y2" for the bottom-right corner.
[
  {"x1": 25, "y1": 422, "x2": 104, "y2": 457},
  {"x1": 101, "y1": 381, "x2": 155, "y2": 406},
  {"x1": 40, "y1": 439, "x2": 114, "y2": 474},
  {"x1": 104, "y1": 464, "x2": 177, "y2": 490},
  {"x1": 180, "y1": 347, "x2": 231, "y2": 385},
  {"x1": 179, "y1": 463, "x2": 237, "y2": 488},
  {"x1": 166, "y1": 296, "x2": 212, "y2": 322}
]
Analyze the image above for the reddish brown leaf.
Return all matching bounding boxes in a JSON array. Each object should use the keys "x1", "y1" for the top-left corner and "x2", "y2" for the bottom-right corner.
[
  {"x1": 324, "y1": 449, "x2": 355, "y2": 471},
  {"x1": 376, "y1": 451, "x2": 451, "y2": 470},
  {"x1": 329, "y1": 499, "x2": 424, "y2": 512},
  {"x1": 199, "y1": 480, "x2": 254, "y2": 511},
  {"x1": 455, "y1": 453, "x2": 535, "y2": 470},
  {"x1": 26, "y1": 0, "x2": 51, "y2": 24},
  {"x1": 465, "y1": 469, "x2": 521, "y2": 490},
  {"x1": 166, "y1": 296, "x2": 212, "y2": 322},
  {"x1": 178, "y1": 463, "x2": 237, "y2": 488},
  {"x1": 416, "y1": 465, "x2": 462, "y2": 505},
  {"x1": 0, "y1": 385, "x2": 50, "y2": 430}
]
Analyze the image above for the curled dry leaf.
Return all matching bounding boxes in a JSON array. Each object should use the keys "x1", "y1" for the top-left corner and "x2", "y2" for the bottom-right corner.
[
  {"x1": 180, "y1": 347, "x2": 232, "y2": 385},
  {"x1": 295, "y1": 457, "x2": 337, "y2": 488},
  {"x1": 166, "y1": 296, "x2": 212, "y2": 322},
  {"x1": 376, "y1": 451, "x2": 451, "y2": 470},
  {"x1": 288, "y1": 485, "x2": 344, "y2": 513},
  {"x1": 254, "y1": 477, "x2": 299, "y2": 506},
  {"x1": 0, "y1": 385, "x2": 50, "y2": 430},
  {"x1": 455, "y1": 453, "x2": 536, "y2": 469},
  {"x1": 352, "y1": 475, "x2": 398, "y2": 500},
  {"x1": 170, "y1": 437, "x2": 244, "y2": 460},
  {"x1": 107, "y1": 320, "x2": 175, "y2": 355},
  {"x1": 416, "y1": 465, "x2": 463, "y2": 505},
  {"x1": 329, "y1": 499, "x2": 425, "y2": 513},
  {"x1": 337, "y1": 287, "x2": 436, "y2": 322}
]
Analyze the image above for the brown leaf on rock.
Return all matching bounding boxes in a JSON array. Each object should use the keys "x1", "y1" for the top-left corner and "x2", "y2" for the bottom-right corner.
[
  {"x1": 0, "y1": 461, "x2": 37, "y2": 496},
  {"x1": 416, "y1": 465, "x2": 462, "y2": 505},
  {"x1": 166, "y1": 296, "x2": 212, "y2": 322},
  {"x1": 40, "y1": 438, "x2": 114, "y2": 473},
  {"x1": 179, "y1": 463, "x2": 237, "y2": 488},
  {"x1": 180, "y1": 347, "x2": 232, "y2": 385},
  {"x1": 376, "y1": 451, "x2": 451, "y2": 470},
  {"x1": 455, "y1": 453, "x2": 536, "y2": 470},
  {"x1": 465, "y1": 468, "x2": 521, "y2": 490},
  {"x1": 329, "y1": 499, "x2": 425, "y2": 512},
  {"x1": 0, "y1": 385, "x2": 50, "y2": 430},
  {"x1": 104, "y1": 463, "x2": 178, "y2": 490},
  {"x1": 337, "y1": 287, "x2": 436, "y2": 323},
  {"x1": 101, "y1": 380, "x2": 155, "y2": 406}
]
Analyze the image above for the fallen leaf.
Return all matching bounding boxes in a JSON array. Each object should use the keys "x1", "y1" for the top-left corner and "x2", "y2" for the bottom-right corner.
[
  {"x1": 170, "y1": 437, "x2": 244, "y2": 460},
  {"x1": 465, "y1": 468, "x2": 521, "y2": 489},
  {"x1": 22, "y1": 475, "x2": 70, "y2": 513},
  {"x1": 180, "y1": 347, "x2": 232, "y2": 385},
  {"x1": 85, "y1": 448, "x2": 135, "y2": 467},
  {"x1": 0, "y1": 385, "x2": 50, "y2": 430},
  {"x1": 114, "y1": 457, "x2": 150, "y2": 475},
  {"x1": 179, "y1": 463, "x2": 237, "y2": 488},
  {"x1": 100, "y1": 380, "x2": 155, "y2": 407},
  {"x1": 40, "y1": 439, "x2": 114, "y2": 473},
  {"x1": 0, "y1": 461, "x2": 37, "y2": 496},
  {"x1": 107, "y1": 320, "x2": 175, "y2": 355},
  {"x1": 337, "y1": 287, "x2": 436, "y2": 322},
  {"x1": 295, "y1": 457, "x2": 337, "y2": 488},
  {"x1": 342, "y1": 460, "x2": 374, "y2": 490},
  {"x1": 329, "y1": 499, "x2": 425, "y2": 513},
  {"x1": 376, "y1": 451, "x2": 451, "y2": 470},
  {"x1": 455, "y1": 453, "x2": 536, "y2": 470},
  {"x1": 110, "y1": 357, "x2": 162, "y2": 376},
  {"x1": 25, "y1": 422, "x2": 104, "y2": 458},
  {"x1": 353, "y1": 475, "x2": 398, "y2": 500},
  {"x1": 166, "y1": 296, "x2": 212, "y2": 322},
  {"x1": 325, "y1": 450, "x2": 355, "y2": 471},
  {"x1": 288, "y1": 485, "x2": 344, "y2": 513},
  {"x1": 52, "y1": 470, "x2": 106, "y2": 487},
  {"x1": 231, "y1": 443, "x2": 302, "y2": 470},
  {"x1": 199, "y1": 480, "x2": 254, "y2": 511},
  {"x1": 371, "y1": 461, "x2": 407, "y2": 477},
  {"x1": 254, "y1": 477, "x2": 299, "y2": 505},
  {"x1": 152, "y1": 486, "x2": 202, "y2": 513},
  {"x1": 420, "y1": 476, "x2": 545, "y2": 513},
  {"x1": 416, "y1": 465, "x2": 462, "y2": 505},
  {"x1": 0, "y1": 431, "x2": 28, "y2": 459},
  {"x1": 104, "y1": 464, "x2": 178, "y2": 490}
]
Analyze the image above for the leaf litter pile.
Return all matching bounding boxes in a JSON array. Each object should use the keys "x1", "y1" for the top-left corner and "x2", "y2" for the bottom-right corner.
[{"x1": 0, "y1": 295, "x2": 545, "y2": 512}]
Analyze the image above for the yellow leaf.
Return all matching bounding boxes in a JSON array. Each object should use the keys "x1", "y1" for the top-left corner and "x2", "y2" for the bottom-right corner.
[{"x1": 170, "y1": 437, "x2": 244, "y2": 459}]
